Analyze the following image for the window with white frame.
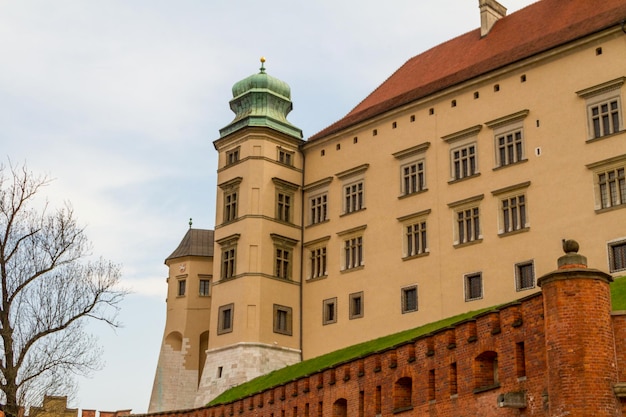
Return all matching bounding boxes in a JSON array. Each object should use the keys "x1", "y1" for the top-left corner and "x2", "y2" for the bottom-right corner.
[
  {"x1": 608, "y1": 239, "x2": 626, "y2": 273},
  {"x1": 587, "y1": 154, "x2": 626, "y2": 211},
  {"x1": 271, "y1": 234, "x2": 298, "y2": 280},
  {"x1": 401, "y1": 285, "x2": 418, "y2": 313},
  {"x1": 492, "y1": 182, "x2": 530, "y2": 235},
  {"x1": 304, "y1": 236, "x2": 329, "y2": 280},
  {"x1": 219, "y1": 177, "x2": 242, "y2": 224},
  {"x1": 393, "y1": 142, "x2": 430, "y2": 197},
  {"x1": 515, "y1": 261, "x2": 535, "y2": 291},
  {"x1": 336, "y1": 164, "x2": 369, "y2": 215},
  {"x1": 442, "y1": 125, "x2": 482, "y2": 182},
  {"x1": 465, "y1": 272, "x2": 483, "y2": 301},
  {"x1": 337, "y1": 225, "x2": 366, "y2": 271},
  {"x1": 398, "y1": 209, "x2": 430, "y2": 259},
  {"x1": 449, "y1": 195, "x2": 483, "y2": 246},
  {"x1": 304, "y1": 177, "x2": 332, "y2": 226},
  {"x1": 577, "y1": 77, "x2": 624, "y2": 140},
  {"x1": 486, "y1": 110, "x2": 529, "y2": 168}
]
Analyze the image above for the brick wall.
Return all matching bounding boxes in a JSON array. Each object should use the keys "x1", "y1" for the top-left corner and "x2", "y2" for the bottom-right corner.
[{"x1": 133, "y1": 250, "x2": 626, "y2": 417}]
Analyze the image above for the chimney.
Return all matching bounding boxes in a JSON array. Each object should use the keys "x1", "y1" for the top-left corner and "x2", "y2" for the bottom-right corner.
[{"x1": 479, "y1": 0, "x2": 507, "y2": 37}]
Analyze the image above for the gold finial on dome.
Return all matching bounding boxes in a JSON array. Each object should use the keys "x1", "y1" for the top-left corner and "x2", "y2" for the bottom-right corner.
[{"x1": 260, "y1": 56, "x2": 266, "y2": 73}]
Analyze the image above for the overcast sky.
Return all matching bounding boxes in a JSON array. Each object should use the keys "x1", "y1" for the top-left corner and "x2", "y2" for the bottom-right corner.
[{"x1": 0, "y1": 0, "x2": 536, "y2": 413}]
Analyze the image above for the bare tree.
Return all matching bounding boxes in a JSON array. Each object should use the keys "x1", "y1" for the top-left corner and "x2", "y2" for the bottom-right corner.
[{"x1": 0, "y1": 162, "x2": 126, "y2": 416}]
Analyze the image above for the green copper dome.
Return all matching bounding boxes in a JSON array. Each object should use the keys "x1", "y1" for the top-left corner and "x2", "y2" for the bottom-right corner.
[{"x1": 219, "y1": 58, "x2": 302, "y2": 139}]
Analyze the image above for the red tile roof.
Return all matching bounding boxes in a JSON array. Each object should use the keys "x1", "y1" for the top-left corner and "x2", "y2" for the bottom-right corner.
[{"x1": 308, "y1": 0, "x2": 626, "y2": 142}]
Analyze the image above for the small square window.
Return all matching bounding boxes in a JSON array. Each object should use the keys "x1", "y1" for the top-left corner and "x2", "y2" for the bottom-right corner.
[
  {"x1": 609, "y1": 239, "x2": 626, "y2": 273},
  {"x1": 401, "y1": 285, "x2": 418, "y2": 313},
  {"x1": 349, "y1": 292, "x2": 364, "y2": 319},
  {"x1": 218, "y1": 303, "x2": 234, "y2": 334},
  {"x1": 465, "y1": 273, "x2": 483, "y2": 301},
  {"x1": 273, "y1": 304, "x2": 293, "y2": 335},
  {"x1": 177, "y1": 279, "x2": 186, "y2": 297},
  {"x1": 323, "y1": 298, "x2": 337, "y2": 325},
  {"x1": 199, "y1": 279, "x2": 211, "y2": 296},
  {"x1": 515, "y1": 261, "x2": 535, "y2": 291}
]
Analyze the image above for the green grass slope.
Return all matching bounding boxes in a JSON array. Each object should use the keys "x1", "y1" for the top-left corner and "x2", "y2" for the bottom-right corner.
[{"x1": 209, "y1": 275, "x2": 626, "y2": 406}]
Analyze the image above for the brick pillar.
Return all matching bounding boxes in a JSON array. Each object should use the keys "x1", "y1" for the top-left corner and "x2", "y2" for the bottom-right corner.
[{"x1": 538, "y1": 239, "x2": 621, "y2": 416}]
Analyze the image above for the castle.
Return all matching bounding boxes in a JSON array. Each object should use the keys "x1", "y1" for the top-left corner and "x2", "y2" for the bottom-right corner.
[{"x1": 148, "y1": 0, "x2": 626, "y2": 411}]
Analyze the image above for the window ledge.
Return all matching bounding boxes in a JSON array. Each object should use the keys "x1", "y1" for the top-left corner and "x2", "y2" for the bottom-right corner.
[
  {"x1": 595, "y1": 204, "x2": 626, "y2": 214},
  {"x1": 498, "y1": 227, "x2": 530, "y2": 237},
  {"x1": 453, "y1": 239, "x2": 483, "y2": 249},
  {"x1": 586, "y1": 129, "x2": 625, "y2": 144},
  {"x1": 340, "y1": 265, "x2": 365, "y2": 274},
  {"x1": 493, "y1": 159, "x2": 528, "y2": 171},
  {"x1": 448, "y1": 172, "x2": 481, "y2": 185},
  {"x1": 306, "y1": 275, "x2": 328, "y2": 283},
  {"x1": 306, "y1": 219, "x2": 330, "y2": 228},
  {"x1": 398, "y1": 189, "x2": 428, "y2": 200},
  {"x1": 392, "y1": 406, "x2": 414, "y2": 414},
  {"x1": 340, "y1": 208, "x2": 367, "y2": 217},
  {"x1": 473, "y1": 383, "x2": 501, "y2": 394},
  {"x1": 402, "y1": 308, "x2": 418, "y2": 314},
  {"x1": 402, "y1": 251, "x2": 430, "y2": 261}
]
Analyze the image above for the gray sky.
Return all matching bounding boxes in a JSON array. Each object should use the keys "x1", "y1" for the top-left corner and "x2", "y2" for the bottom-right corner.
[{"x1": 0, "y1": 0, "x2": 536, "y2": 413}]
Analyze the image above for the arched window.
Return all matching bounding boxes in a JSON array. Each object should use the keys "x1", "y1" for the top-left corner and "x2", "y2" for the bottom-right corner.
[
  {"x1": 474, "y1": 351, "x2": 499, "y2": 391},
  {"x1": 393, "y1": 377, "x2": 413, "y2": 411}
]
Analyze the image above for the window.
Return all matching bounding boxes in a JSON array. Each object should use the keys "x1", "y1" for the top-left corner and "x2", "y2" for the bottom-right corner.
[
  {"x1": 406, "y1": 221, "x2": 427, "y2": 257},
  {"x1": 278, "y1": 148, "x2": 294, "y2": 166},
  {"x1": 486, "y1": 110, "x2": 529, "y2": 168},
  {"x1": 402, "y1": 161, "x2": 425, "y2": 195},
  {"x1": 452, "y1": 144, "x2": 477, "y2": 180},
  {"x1": 271, "y1": 234, "x2": 297, "y2": 280},
  {"x1": 609, "y1": 239, "x2": 626, "y2": 273},
  {"x1": 177, "y1": 279, "x2": 186, "y2": 296},
  {"x1": 216, "y1": 234, "x2": 240, "y2": 280},
  {"x1": 502, "y1": 195, "x2": 527, "y2": 233},
  {"x1": 275, "y1": 248, "x2": 291, "y2": 279},
  {"x1": 344, "y1": 236, "x2": 363, "y2": 270},
  {"x1": 199, "y1": 279, "x2": 211, "y2": 296},
  {"x1": 224, "y1": 191, "x2": 238, "y2": 222},
  {"x1": 465, "y1": 272, "x2": 483, "y2": 301},
  {"x1": 323, "y1": 298, "x2": 337, "y2": 325},
  {"x1": 344, "y1": 182, "x2": 364, "y2": 213},
  {"x1": 273, "y1": 178, "x2": 299, "y2": 223},
  {"x1": 217, "y1": 303, "x2": 234, "y2": 334},
  {"x1": 336, "y1": 164, "x2": 368, "y2": 215},
  {"x1": 273, "y1": 304, "x2": 293, "y2": 335},
  {"x1": 349, "y1": 292, "x2": 364, "y2": 319},
  {"x1": 277, "y1": 192, "x2": 292, "y2": 222},
  {"x1": 577, "y1": 77, "x2": 624, "y2": 140},
  {"x1": 310, "y1": 193, "x2": 328, "y2": 224},
  {"x1": 401, "y1": 285, "x2": 418, "y2": 313},
  {"x1": 219, "y1": 177, "x2": 242, "y2": 224},
  {"x1": 598, "y1": 168, "x2": 626, "y2": 209},
  {"x1": 311, "y1": 247, "x2": 327, "y2": 279},
  {"x1": 226, "y1": 147, "x2": 240, "y2": 166},
  {"x1": 515, "y1": 261, "x2": 535, "y2": 291},
  {"x1": 458, "y1": 207, "x2": 480, "y2": 244}
]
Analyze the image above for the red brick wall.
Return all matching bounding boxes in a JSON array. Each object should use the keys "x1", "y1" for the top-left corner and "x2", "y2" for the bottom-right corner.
[{"x1": 133, "y1": 277, "x2": 626, "y2": 417}]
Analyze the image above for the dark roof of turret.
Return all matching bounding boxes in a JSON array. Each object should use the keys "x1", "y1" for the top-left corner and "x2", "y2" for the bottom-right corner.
[
  {"x1": 165, "y1": 228, "x2": 214, "y2": 263},
  {"x1": 308, "y1": 0, "x2": 626, "y2": 141}
]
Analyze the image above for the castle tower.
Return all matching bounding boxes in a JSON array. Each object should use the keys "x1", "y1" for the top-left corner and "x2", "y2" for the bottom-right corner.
[
  {"x1": 196, "y1": 58, "x2": 304, "y2": 406},
  {"x1": 538, "y1": 240, "x2": 621, "y2": 416},
  {"x1": 148, "y1": 227, "x2": 214, "y2": 412}
]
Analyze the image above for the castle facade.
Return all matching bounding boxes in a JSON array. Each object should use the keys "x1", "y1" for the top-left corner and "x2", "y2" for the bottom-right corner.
[{"x1": 149, "y1": 0, "x2": 626, "y2": 411}]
